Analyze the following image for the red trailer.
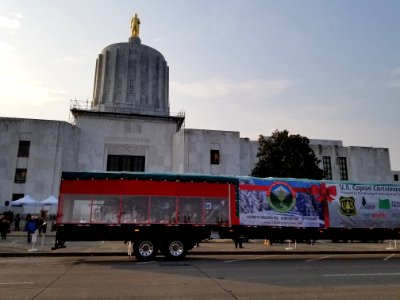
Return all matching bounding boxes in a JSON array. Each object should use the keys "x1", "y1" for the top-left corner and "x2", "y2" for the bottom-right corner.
[{"x1": 54, "y1": 172, "x2": 238, "y2": 260}]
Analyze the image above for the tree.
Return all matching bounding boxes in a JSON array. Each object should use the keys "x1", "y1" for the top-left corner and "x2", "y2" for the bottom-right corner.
[{"x1": 251, "y1": 130, "x2": 324, "y2": 180}]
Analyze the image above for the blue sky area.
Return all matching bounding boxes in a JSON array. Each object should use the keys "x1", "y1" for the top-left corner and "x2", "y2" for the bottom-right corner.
[{"x1": 1, "y1": 0, "x2": 399, "y2": 169}]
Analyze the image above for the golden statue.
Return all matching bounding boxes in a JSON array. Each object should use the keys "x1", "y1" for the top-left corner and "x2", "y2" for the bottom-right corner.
[{"x1": 131, "y1": 13, "x2": 141, "y2": 37}]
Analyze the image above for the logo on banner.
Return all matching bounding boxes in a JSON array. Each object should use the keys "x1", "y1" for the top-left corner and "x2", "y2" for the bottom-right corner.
[
  {"x1": 339, "y1": 196, "x2": 357, "y2": 216},
  {"x1": 379, "y1": 199, "x2": 391, "y2": 209},
  {"x1": 361, "y1": 196, "x2": 375, "y2": 210},
  {"x1": 268, "y1": 181, "x2": 296, "y2": 213}
]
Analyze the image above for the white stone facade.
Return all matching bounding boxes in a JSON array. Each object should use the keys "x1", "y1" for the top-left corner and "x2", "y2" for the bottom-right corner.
[
  {"x1": 73, "y1": 110, "x2": 183, "y2": 172},
  {"x1": 310, "y1": 142, "x2": 392, "y2": 183},
  {"x1": 1, "y1": 115, "x2": 398, "y2": 206},
  {"x1": 0, "y1": 118, "x2": 78, "y2": 205}
]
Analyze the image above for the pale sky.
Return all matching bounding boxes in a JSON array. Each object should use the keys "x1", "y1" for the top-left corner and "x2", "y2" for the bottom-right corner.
[{"x1": 1, "y1": 0, "x2": 400, "y2": 170}]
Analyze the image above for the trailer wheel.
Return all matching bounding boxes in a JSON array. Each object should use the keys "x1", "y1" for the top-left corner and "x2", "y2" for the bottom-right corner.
[
  {"x1": 164, "y1": 240, "x2": 187, "y2": 260},
  {"x1": 134, "y1": 240, "x2": 157, "y2": 261}
]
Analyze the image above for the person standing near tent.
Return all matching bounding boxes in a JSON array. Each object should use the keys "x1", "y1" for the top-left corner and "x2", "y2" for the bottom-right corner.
[
  {"x1": 38, "y1": 216, "x2": 47, "y2": 234},
  {"x1": 0, "y1": 215, "x2": 10, "y2": 240},
  {"x1": 25, "y1": 214, "x2": 37, "y2": 244},
  {"x1": 14, "y1": 213, "x2": 21, "y2": 231}
]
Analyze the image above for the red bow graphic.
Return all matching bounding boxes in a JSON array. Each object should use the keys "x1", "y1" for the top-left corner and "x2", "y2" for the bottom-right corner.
[{"x1": 311, "y1": 183, "x2": 336, "y2": 203}]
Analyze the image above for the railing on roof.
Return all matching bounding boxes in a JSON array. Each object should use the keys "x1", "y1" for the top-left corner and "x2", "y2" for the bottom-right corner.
[{"x1": 68, "y1": 99, "x2": 185, "y2": 129}]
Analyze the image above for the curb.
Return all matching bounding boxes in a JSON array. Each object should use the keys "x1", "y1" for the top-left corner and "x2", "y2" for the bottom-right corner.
[{"x1": 1, "y1": 250, "x2": 399, "y2": 258}]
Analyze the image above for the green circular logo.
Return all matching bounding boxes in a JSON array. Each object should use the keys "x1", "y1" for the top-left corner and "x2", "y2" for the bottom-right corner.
[{"x1": 267, "y1": 181, "x2": 296, "y2": 213}]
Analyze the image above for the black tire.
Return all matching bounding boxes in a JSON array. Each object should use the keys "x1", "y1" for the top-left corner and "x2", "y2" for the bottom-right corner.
[
  {"x1": 163, "y1": 240, "x2": 187, "y2": 260},
  {"x1": 134, "y1": 240, "x2": 157, "y2": 261}
]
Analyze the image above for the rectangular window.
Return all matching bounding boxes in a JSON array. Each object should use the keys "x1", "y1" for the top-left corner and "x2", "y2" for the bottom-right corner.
[
  {"x1": 121, "y1": 196, "x2": 149, "y2": 223},
  {"x1": 115, "y1": 79, "x2": 122, "y2": 95},
  {"x1": 338, "y1": 157, "x2": 348, "y2": 181},
  {"x1": 107, "y1": 155, "x2": 145, "y2": 172},
  {"x1": 322, "y1": 156, "x2": 332, "y2": 180},
  {"x1": 18, "y1": 140, "x2": 30, "y2": 157},
  {"x1": 129, "y1": 79, "x2": 135, "y2": 95},
  {"x1": 8, "y1": 193, "x2": 24, "y2": 206},
  {"x1": 210, "y1": 150, "x2": 220, "y2": 165},
  {"x1": 91, "y1": 196, "x2": 120, "y2": 224},
  {"x1": 14, "y1": 169, "x2": 27, "y2": 183},
  {"x1": 106, "y1": 79, "x2": 111, "y2": 94},
  {"x1": 12, "y1": 194, "x2": 24, "y2": 201},
  {"x1": 394, "y1": 174, "x2": 399, "y2": 182}
]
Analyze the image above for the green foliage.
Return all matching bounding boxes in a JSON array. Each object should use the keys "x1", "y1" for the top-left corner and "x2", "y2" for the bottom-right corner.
[{"x1": 251, "y1": 130, "x2": 323, "y2": 180}]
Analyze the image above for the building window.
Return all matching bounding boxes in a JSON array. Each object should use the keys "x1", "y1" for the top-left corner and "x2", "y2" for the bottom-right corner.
[
  {"x1": 338, "y1": 157, "x2": 348, "y2": 181},
  {"x1": 106, "y1": 80, "x2": 111, "y2": 94},
  {"x1": 12, "y1": 194, "x2": 24, "y2": 201},
  {"x1": 210, "y1": 150, "x2": 220, "y2": 165},
  {"x1": 18, "y1": 140, "x2": 30, "y2": 157},
  {"x1": 7, "y1": 194, "x2": 24, "y2": 206},
  {"x1": 129, "y1": 79, "x2": 135, "y2": 96},
  {"x1": 115, "y1": 79, "x2": 122, "y2": 95},
  {"x1": 322, "y1": 156, "x2": 332, "y2": 180},
  {"x1": 15, "y1": 169, "x2": 27, "y2": 183},
  {"x1": 140, "y1": 80, "x2": 146, "y2": 97},
  {"x1": 107, "y1": 155, "x2": 145, "y2": 172},
  {"x1": 394, "y1": 174, "x2": 399, "y2": 182}
]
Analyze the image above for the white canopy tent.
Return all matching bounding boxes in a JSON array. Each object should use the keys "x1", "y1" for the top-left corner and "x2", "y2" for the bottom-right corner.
[
  {"x1": 10, "y1": 195, "x2": 41, "y2": 215},
  {"x1": 40, "y1": 195, "x2": 58, "y2": 206},
  {"x1": 40, "y1": 195, "x2": 59, "y2": 218},
  {"x1": 10, "y1": 195, "x2": 39, "y2": 206},
  {"x1": 8, "y1": 195, "x2": 58, "y2": 219}
]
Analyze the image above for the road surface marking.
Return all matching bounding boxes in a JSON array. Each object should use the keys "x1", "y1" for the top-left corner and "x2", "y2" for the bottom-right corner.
[
  {"x1": 0, "y1": 282, "x2": 34, "y2": 285},
  {"x1": 383, "y1": 254, "x2": 396, "y2": 261},
  {"x1": 0, "y1": 259, "x2": 30, "y2": 263},
  {"x1": 306, "y1": 255, "x2": 337, "y2": 262},
  {"x1": 136, "y1": 261, "x2": 157, "y2": 265},
  {"x1": 224, "y1": 256, "x2": 271, "y2": 263},
  {"x1": 324, "y1": 273, "x2": 400, "y2": 277}
]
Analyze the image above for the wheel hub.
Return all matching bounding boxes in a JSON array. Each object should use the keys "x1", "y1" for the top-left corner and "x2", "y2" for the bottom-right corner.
[
  {"x1": 169, "y1": 241, "x2": 184, "y2": 257},
  {"x1": 139, "y1": 241, "x2": 154, "y2": 257}
]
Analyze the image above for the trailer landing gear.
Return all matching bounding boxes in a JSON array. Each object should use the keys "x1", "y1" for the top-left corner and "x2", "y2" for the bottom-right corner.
[{"x1": 51, "y1": 240, "x2": 66, "y2": 250}]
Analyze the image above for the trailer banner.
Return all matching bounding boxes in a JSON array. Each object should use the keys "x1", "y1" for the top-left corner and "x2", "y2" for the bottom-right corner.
[
  {"x1": 327, "y1": 183, "x2": 400, "y2": 228},
  {"x1": 238, "y1": 178, "x2": 325, "y2": 228}
]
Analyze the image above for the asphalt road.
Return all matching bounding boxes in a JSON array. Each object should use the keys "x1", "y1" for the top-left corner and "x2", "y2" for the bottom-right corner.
[{"x1": 0, "y1": 254, "x2": 399, "y2": 299}]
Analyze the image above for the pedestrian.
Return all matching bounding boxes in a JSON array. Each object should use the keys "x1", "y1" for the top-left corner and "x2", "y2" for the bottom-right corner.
[
  {"x1": 233, "y1": 232, "x2": 243, "y2": 249},
  {"x1": 3, "y1": 211, "x2": 13, "y2": 233},
  {"x1": 25, "y1": 215, "x2": 37, "y2": 244},
  {"x1": 38, "y1": 216, "x2": 47, "y2": 234},
  {"x1": 38, "y1": 216, "x2": 44, "y2": 234},
  {"x1": 0, "y1": 215, "x2": 10, "y2": 240},
  {"x1": 14, "y1": 213, "x2": 21, "y2": 231}
]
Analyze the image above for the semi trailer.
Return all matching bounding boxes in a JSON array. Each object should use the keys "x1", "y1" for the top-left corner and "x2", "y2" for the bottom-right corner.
[{"x1": 53, "y1": 172, "x2": 400, "y2": 260}]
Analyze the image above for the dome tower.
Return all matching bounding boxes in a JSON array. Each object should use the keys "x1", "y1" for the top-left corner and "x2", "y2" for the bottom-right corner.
[{"x1": 91, "y1": 14, "x2": 169, "y2": 116}]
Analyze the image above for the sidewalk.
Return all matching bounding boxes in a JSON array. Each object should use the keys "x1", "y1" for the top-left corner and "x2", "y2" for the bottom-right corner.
[{"x1": 1, "y1": 232, "x2": 399, "y2": 257}]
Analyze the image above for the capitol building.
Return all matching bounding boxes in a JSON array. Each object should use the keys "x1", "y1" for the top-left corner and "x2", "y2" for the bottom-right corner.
[{"x1": 1, "y1": 16, "x2": 399, "y2": 206}]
